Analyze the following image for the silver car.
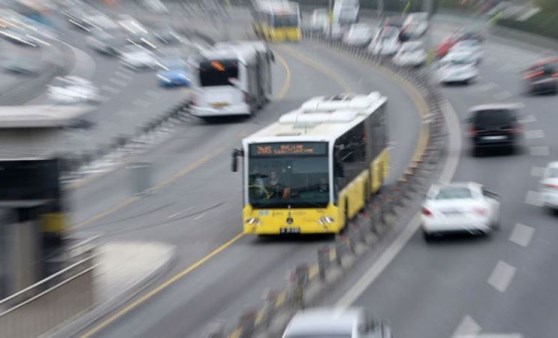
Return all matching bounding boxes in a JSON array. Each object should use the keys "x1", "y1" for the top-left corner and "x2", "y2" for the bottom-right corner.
[{"x1": 283, "y1": 308, "x2": 392, "y2": 338}]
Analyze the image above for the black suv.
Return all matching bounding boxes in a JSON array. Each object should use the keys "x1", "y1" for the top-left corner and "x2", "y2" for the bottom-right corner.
[{"x1": 467, "y1": 104, "x2": 523, "y2": 156}]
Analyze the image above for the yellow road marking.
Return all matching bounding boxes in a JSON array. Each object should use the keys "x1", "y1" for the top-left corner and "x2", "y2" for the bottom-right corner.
[
  {"x1": 275, "y1": 291, "x2": 287, "y2": 308},
  {"x1": 81, "y1": 233, "x2": 245, "y2": 338},
  {"x1": 254, "y1": 308, "x2": 265, "y2": 326},
  {"x1": 277, "y1": 44, "x2": 353, "y2": 92},
  {"x1": 230, "y1": 328, "x2": 242, "y2": 338},
  {"x1": 274, "y1": 51, "x2": 292, "y2": 100},
  {"x1": 309, "y1": 264, "x2": 319, "y2": 279}
]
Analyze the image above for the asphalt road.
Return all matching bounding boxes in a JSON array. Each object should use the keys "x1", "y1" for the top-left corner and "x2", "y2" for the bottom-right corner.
[
  {"x1": 66, "y1": 21, "x2": 423, "y2": 338},
  {"x1": 318, "y1": 18, "x2": 558, "y2": 338}
]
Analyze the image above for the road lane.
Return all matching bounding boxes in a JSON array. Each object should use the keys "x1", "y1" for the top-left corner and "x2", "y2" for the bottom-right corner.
[
  {"x1": 76, "y1": 39, "x2": 423, "y2": 337},
  {"x1": 322, "y1": 17, "x2": 558, "y2": 338}
]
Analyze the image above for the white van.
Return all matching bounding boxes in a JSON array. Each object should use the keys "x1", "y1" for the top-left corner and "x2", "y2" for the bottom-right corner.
[
  {"x1": 333, "y1": 0, "x2": 359, "y2": 25},
  {"x1": 190, "y1": 41, "x2": 274, "y2": 118}
]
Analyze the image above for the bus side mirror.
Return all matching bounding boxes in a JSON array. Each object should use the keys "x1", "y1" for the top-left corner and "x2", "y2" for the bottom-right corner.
[{"x1": 231, "y1": 148, "x2": 244, "y2": 172}]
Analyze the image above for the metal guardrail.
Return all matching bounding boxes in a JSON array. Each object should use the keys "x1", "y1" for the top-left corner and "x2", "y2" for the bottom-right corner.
[
  {"x1": 209, "y1": 30, "x2": 448, "y2": 338},
  {"x1": 0, "y1": 254, "x2": 96, "y2": 338}
]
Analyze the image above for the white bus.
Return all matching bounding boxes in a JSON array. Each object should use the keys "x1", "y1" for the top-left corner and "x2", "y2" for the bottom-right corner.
[
  {"x1": 190, "y1": 41, "x2": 275, "y2": 119},
  {"x1": 231, "y1": 92, "x2": 389, "y2": 235},
  {"x1": 333, "y1": 0, "x2": 360, "y2": 25}
]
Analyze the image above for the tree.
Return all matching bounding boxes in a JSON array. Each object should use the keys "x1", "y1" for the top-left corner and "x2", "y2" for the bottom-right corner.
[{"x1": 536, "y1": 0, "x2": 558, "y2": 11}]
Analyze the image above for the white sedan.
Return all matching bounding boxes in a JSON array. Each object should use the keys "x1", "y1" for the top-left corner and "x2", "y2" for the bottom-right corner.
[
  {"x1": 450, "y1": 39, "x2": 483, "y2": 63},
  {"x1": 422, "y1": 182, "x2": 501, "y2": 240},
  {"x1": 368, "y1": 26, "x2": 401, "y2": 56},
  {"x1": 393, "y1": 41, "x2": 427, "y2": 67},
  {"x1": 48, "y1": 76, "x2": 100, "y2": 104},
  {"x1": 120, "y1": 45, "x2": 160, "y2": 70},
  {"x1": 435, "y1": 51, "x2": 478, "y2": 84},
  {"x1": 539, "y1": 162, "x2": 558, "y2": 210},
  {"x1": 343, "y1": 24, "x2": 373, "y2": 47}
]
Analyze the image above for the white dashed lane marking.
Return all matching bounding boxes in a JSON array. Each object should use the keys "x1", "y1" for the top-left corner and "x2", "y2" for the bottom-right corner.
[
  {"x1": 519, "y1": 115, "x2": 536, "y2": 124},
  {"x1": 524, "y1": 129, "x2": 545, "y2": 139},
  {"x1": 470, "y1": 82, "x2": 497, "y2": 92},
  {"x1": 101, "y1": 85, "x2": 120, "y2": 94},
  {"x1": 493, "y1": 91, "x2": 513, "y2": 100},
  {"x1": 194, "y1": 213, "x2": 206, "y2": 221},
  {"x1": 525, "y1": 190, "x2": 543, "y2": 207},
  {"x1": 529, "y1": 146, "x2": 550, "y2": 156},
  {"x1": 531, "y1": 166, "x2": 545, "y2": 177},
  {"x1": 452, "y1": 315, "x2": 482, "y2": 338},
  {"x1": 509, "y1": 223, "x2": 535, "y2": 247},
  {"x1": 488, "y1": 261, "x2": 516, "y2": 293},
  {"x1": 133, "y1": 99, "x2": 151, "y2": 107},
  {"x1": 109, "y1": 78, "x2": 128, "y2": 87}
]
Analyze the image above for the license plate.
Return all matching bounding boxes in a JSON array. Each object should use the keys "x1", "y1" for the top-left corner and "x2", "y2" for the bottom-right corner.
[
  {"x1": 211, "y1": 102, "x2": 229, "y2": 108},
  {"x1": 483, "y1": 136, "x2": 506, "y2": 140},
  {"x1": 280, "y1": 227, "x2": 300, "y2": 234},
  {"x1": 442, "y1": 210, "x2": 463, "y2": 216}
]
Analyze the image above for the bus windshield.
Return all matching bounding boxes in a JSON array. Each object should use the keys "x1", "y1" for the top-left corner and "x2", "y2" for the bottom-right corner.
[
  {"x1": 273, "y1": 14, "x2": 299, "y2": 28},
  {"x1": 198, "y1": 59, "x2": 238, "y2": 87},
  {"x1": 248, "y1": 143, "x2": 329, "y2": 208}
]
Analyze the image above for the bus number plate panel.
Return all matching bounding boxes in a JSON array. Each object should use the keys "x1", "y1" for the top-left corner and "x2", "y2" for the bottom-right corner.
[{"x1": 280, "y1": 227, "x2": 300, "y2": 234}]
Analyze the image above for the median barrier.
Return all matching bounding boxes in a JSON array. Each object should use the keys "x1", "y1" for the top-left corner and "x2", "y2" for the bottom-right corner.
[{"x1": 223, "y1": 29, "x2": 449, "y2": 337}]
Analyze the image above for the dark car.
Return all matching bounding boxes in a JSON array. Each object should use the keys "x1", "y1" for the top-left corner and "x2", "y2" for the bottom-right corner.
[
  {"x1": 524, "y1": 58, "x2": 558, "y2": 95},
  {"x1": 467, "y1": 104, "x2": 523, "y2": 156}
]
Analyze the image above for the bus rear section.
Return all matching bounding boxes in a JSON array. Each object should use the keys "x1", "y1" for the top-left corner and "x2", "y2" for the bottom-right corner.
[{"x1": 190, "y1": 58, "x2": 251, "y2": 117}]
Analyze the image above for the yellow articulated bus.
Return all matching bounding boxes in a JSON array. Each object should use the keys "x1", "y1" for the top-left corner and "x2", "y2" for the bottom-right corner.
[
  {"x1": 252, "y1": 0, "x2": 301, "y2": 42},
  {"x1": 231, "y1": 92, "x2": 389, "y2": 235}
]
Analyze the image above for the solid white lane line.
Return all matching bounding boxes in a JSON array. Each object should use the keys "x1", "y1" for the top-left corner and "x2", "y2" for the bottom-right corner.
[
  {"x1": 336, "y1": 100, "x2": 462, "y2": 308},
  {"x1": 525, "y1": 190, "x2": 543, "y2": 207},
  {"x1": 509, "y1": 223, "x2": 534, "y2": 248},
  {"x1": 109, "y1": 78, "x2": 127, "y2": 87},
  {"x1": 488, "y1": 261, "x2": 516, "y2": 293},
  {"x1": 452, "y1": 315, "x2": 482, "y2": 338},
  {"x1": 524, "y1": 129, "x2": 545, "y2": 139},
  {"x1": 529, "y1": 146, "x2": 550, "y2": 156},
  {"x1": 530, "y1": 166, "x2": 545, "y2": 177},
  {"x1": 494, "y1": 91, "x2": 513, "y2": 100},
  {"x1": 194, "y1": 213, "x2": 206, "y2": 221},
  {"x1": 519, "y1": 115, "x2": 536, "y2": 124}
]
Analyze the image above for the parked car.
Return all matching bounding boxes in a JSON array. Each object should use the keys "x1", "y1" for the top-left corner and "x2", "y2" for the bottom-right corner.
[
  {"x1": 523, "y1": 57, "x2": 558, "y2": 95},
  {"x1": 86, "y1": 29, "x2": 125, "y2": 56},
  {"x1": 540, "y1": 162, "x2": 558, "y2": 212},
  {"x1": 48, "y1": 76, "x2": 100, "y2": 104},
  {"x1": 403, "y1": 12, "x2": 429, "y2": 38},
  {"x1": 435, "y1": 51, "x2": 478, "y2": 84},
  {"x1": 466, "y1": 103, "x2": 523, "y2": 155},
  {"x1": 323, "y1": 22, "x2": 344, "y2": 40},
  {"x1": 343, "y1": 23, "x2": 373, "y2": 46},
  {"x1": 0, "y1": 26, "x2": 38, "y2": 47},
  {"x1": 120, "y1": 44, "x2": 160, "y2": 70},
  {"x1": 368, "y1": 26, "x2": 401, "y2": 56},
  {"x1": 422, "y1": 182, "x2": 501, "y2": 240},
  {"x1": 394, "y1": 41, "x2": 427, "y2": 67},
  {"x1": 157, "y1": 58, "x2": 190, "y2": 87},
  {"x1": 282, "y1": 308, "x2": 392, "y2": 338},
  {"x1": 450, "y1": 39, "x2": 483, "y2": 64},
  {"x1": 310, "y1": 9, "x2": 329, "y2": 32}
]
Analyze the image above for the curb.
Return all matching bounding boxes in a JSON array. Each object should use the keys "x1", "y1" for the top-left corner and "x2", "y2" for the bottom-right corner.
[{"x1": 47, "y1": 243, "x2": 178, "y2": 338}]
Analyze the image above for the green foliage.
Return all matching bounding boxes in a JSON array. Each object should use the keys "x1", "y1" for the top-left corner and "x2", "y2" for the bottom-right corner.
[
  {"x1": 535, "y1": 0, "x2": 558, "y2": 12},
  {"x1": 497, "y1": 11, "x2": 558, "y2": 40}
]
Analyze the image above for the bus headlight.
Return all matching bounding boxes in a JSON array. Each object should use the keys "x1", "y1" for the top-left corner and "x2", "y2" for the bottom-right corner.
[
  {"x1": 319, "y1": 216, "x2": 335, "y2": 225},
  {"x1": 246, "y1": 217, "x2": 261, "y2": 225}
]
